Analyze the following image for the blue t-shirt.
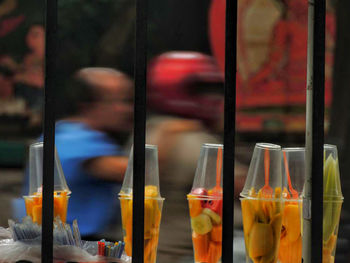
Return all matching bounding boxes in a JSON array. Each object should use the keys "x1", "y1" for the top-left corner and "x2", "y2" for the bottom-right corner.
[{"x1": 45, "y1": 121, "x2": 123, "y2": 236}]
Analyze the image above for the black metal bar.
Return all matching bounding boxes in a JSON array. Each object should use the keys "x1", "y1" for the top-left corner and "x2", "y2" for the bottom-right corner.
[
  {"x1": 222, "y1": 0, "x2": 237, "y2": 262},
  {"x1": 312, "y1": 0, "x2": 325, "y2": 262},
  {"x1": 132, "y1": 0, "x2": 147, "y2": 261},
  {"x1": 42, "y1": 0, "x2": 57, "y2": 262}
]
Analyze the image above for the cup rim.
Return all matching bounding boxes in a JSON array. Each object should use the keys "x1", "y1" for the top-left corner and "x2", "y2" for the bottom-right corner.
[
  {"x1": 23, "y1": 193, "x2": 71, "y2": 199},
  {"x1": 187, "y1": 194, "x2": 222, "y2": 200},
  {"x1": 118, "y1": 194, "x2": 165, "y2": 201},
  {"x1": 239, "y1": 195, "x2": 283, "y2": 202},
  {"x1": 324, "y1": 144, "x2": 337, "y2": 150},
  {"x1": 256, "y1": 142, "x2": 281, "y2": 150},
  {"x1": 145, "y1": 144, "x2": 158, "y2": 149},
  {"x1": 282, "y1": 147, "x2": 305, "y2": 152},
  {"x1": 202, "y1": 143, "x2": 223, "y2": 149}
]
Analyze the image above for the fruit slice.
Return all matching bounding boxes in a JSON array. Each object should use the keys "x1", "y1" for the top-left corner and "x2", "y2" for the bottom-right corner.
[
  {"x1": 203, "y1": 208, "x2": 222, "y2": 225},
  {"x1": 188, "y1": 196, "x2": 203, "y2": 217},
  {"x1": 248, "y1": 223, "x2": 273, "y2": 259},
  {"x1": 145, "y1": 185, "x2": 158, "y2": 198},
  {"x1": 210, "y1": 225, "x2": 222, "y2": 242},
  {"x1": 192, "y1": 232, "x2": 209, "y2": 262},
  {"x1": 241, "y1": 199, "x2": 255, "y2": 234},
  {"x1": 191, "y1": 214, "x2": 213, "y2": 235},
  {"x1": 207, "y1": 241, "x2": 222, "y2": 263},
  {"x1": 283, "y1": 204, "x2": 301, "y2": 243}
]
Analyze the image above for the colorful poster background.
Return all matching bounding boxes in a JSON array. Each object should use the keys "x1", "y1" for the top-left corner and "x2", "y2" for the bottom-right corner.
[{"x1": 209, "y1": 0, "x2": 335, "y2": 132}]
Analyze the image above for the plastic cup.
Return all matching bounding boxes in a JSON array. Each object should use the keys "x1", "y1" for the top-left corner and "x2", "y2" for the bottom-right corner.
[
  {"x1": 278, "y1": 148, "x2": 305, "y2": 263},
  {"x1": 23, "y1": 142, "x2": 71, "y2": 224},
  {"x1": 323, "y1": 145, "x2": 343, "y2": 263},
  {"x1": 240, "y1": 143, "x2": 283, "y2": 263},
  {"x1": 118, "y1": 145, "x2": 164, "y2": 263},
  {"x1": 187, "y1": 144, "x2": 223, "y2": 263}
]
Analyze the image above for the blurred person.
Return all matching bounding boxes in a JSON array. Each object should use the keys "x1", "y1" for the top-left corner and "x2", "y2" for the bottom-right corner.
[
  {"x1": 14, "y1": 24, "x2": 45, "y2": 88},
  {"x1": 6, "y1": 23, "x2": 45, "y2": 126},
  {"x1": 19, "y1": 67, "x2": 133, "y2": 241},
  {"x1": 146, "y1": 51, "x2": 228, "y2": 262},
  {"x1": 0, "y1": 59, "x2": 14, "y2": 99}
]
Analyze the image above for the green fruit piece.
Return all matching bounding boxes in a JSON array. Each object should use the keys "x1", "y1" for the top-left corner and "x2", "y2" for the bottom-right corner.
[
  {"x1": 202, "y1": 208, "x2": 222, "y2": 225},
  {"x1": 191, "y1": 214, "x2": 213, "y2": 235}
]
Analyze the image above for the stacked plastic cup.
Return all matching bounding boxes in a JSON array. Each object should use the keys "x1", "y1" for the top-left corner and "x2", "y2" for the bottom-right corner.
[
  {"x1": 240, "y1": 143, "x2": 283, "y2": 263},
  {"x1": 23, "y1": 142, "x2": 71, "y2": 224},
  {"x1": 187, "y1": 144, "x2": 223, "y2": 263},
  {"x1": 278, "y1": 148, "x2": 305, "y2": 263},
  {"x1": 118, "y1": 145, "x2": 164, "y2": 263},
  {"x1": 323, "y1": 145, "x2": 343, "y2": 263}
]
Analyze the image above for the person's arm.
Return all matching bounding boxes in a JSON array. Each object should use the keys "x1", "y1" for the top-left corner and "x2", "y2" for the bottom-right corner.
[{"x1": 83, "y1": 156, "x2": 129, "y2": 182}]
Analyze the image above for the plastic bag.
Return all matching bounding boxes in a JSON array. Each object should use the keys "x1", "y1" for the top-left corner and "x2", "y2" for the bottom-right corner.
[{"x1": 0, "y1": 240, "x2": 127, "y2": 262}]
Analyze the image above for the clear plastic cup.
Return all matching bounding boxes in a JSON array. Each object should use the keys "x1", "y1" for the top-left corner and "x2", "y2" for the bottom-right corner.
[
  {"x1": 278, "y1": 148, "x2": 305, "y2": 263},
  {"x1": 23, "y1": 142, "x2": 71, "y2": 224},
  {"x1": 240, "y1": 143, "x2": 283, "y2": 263},
  {"x1": 187, "y1": 144, "x2": 223, "y2": 263},
  {"x1": 323, "y1": 144, "x2": 343, "y2": 263},
  {"x1": 118, "y1": 145, "x2": 164, "y2": 263}
]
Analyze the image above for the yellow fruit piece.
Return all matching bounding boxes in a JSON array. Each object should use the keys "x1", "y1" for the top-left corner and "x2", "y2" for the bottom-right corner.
[
  {"x1": 145, "y1": 185, "x2": 158, "y2": 197},
  {"x1": 325, "y1": 234, "x2": 337, "y2": 253},
  {"x1": 33, "y1": 204, "x2": 42, "y2": 224},
  {"x1": 283, "y1": 204, "x2": 301, "y2": 243},
  {"x1": 241, "y1": 199, "x2": 255, "y2": 234},
  {"x1": 249, "y1": 223, "x2": 273, "y2": 259},
  {"x1": 263, "y1": 213, "x2": 282, "y2": 262},
  {"x1": 24, "y1": 191, "x2": 69, "y2": 224},
  {"x1": 188, "y1": 196, "x2": 203, "y2": 218},
  {"x1": 120, "y1": 191, "x2": 162, "y2": 263}
]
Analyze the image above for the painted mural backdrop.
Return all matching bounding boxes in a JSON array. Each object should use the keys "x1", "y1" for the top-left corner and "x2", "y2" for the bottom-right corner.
[{"x1": 209, "y1": 0, "x2": 335, "y2": 132}]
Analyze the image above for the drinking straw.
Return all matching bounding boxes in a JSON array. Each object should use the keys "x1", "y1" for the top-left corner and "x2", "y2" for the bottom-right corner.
[
  {"x1": 118, "y1": 242, "x2": 125, "y2": 258},
  {"x1": 283, "y1": 151, "x2": 299, "y2": 199}
]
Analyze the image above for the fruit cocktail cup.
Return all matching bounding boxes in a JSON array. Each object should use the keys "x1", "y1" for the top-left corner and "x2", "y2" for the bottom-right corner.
[
  {"x1": 240, "y1": 143, "x2": 283, "y2": 263},
  {"x1": 119, "y1": 145, "x2": 164, "y2": 263},
  {"x1": 188, "y1": 192, "x2": 223, "y2": 263},
  {"x1": 24, "y1": 142, "x2": 71, "y2": 224},
  {"x1": 322, "y1": 145, "x2": 344, "y2": 263},
  {"x1": 119, "y1": 185, "x2": 164, "y2": 263},
  {"x1": 188, "y1": 144, "x2": 224, "y2": 263},
  {"x1": 278, "y1": 147, "x2": 305, "y2": 263}
]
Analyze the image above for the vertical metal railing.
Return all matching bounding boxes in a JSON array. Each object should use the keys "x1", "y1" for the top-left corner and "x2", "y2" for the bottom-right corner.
[
  {"x1": 42, "y1": 0, "x2": 57, "y2": 261},
  {"x1": 303, "y1": 0, "x2": 326, "y2": 262},
  {"x1": 132, "y1": 0, "x2": 147, "y2": 262},
  {"x1": 222, "y1": 0, "x2": 237, "y2": 262}
]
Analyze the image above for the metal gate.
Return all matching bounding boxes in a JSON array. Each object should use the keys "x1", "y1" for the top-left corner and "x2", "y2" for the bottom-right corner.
[{"x1": 41, "y1": 0, "x2": 325, "y2": 262}]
